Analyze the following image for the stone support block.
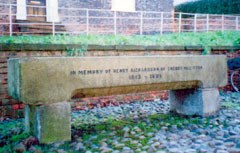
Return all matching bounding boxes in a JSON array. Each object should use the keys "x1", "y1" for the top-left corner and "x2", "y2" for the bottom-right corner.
[
  {"x1": 25, "y1": 102, "x2": 71, "y2": 144},
  {"x1": 169, "y1": 88, "x2": 220, "y2": 117}
]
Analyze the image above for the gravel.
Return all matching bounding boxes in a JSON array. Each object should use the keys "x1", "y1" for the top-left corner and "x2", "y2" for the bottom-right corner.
[
  {"x1": 71, "y1": 92, "x2": 240, "y2": 152},
  {"x1": 1, "y1": 92, "x2": 240, "y2": 153}
]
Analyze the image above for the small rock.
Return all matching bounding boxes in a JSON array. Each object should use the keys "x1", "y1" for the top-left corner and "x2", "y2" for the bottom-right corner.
[
  {"x1": 199, "y1": 148, "x2": 208, "y2": 153},
  {"x1": 85, "y1": 151, "x2": 92, "y2": 153},
  {"x1": 156, "y1": 151, "x2": 166, "y2": 153},
  {"x1": 151, "y1": 142, "x2": 160, "y2": 148},
  {"x1": 168, "y1": 148, "x2": 182, "y2": 153},
  {"x1": 170, "y1": 125, "x2": 178, "y2": 131},
  {"x1": 123, "y1": 127, "x2": 130, "y2": 132},
  {"x1": 136, "y1": 148, "x2": 141, "y2": 152},
  {"x1": 215, "y1": 140, "x2": 224, "y2": 146},
  {"x1": 142, "y1": 145, "x2": 149, "y2": 150},
  {"x1": 76, "y1": 137, "x2": 83, "y2": 142},
  {"x1": 208, "y1": 141, "x2": 215, "y2": 148},
  {"x1": 227, "y1": 148, "x2": 240, "y2": 153},
  {"x1": 224, "y1": 142, "x2": 235, "y2": 147},
  {"x1": 215, "y1": 150, "x2": 228, "y2": 153},
  {"x1": 139, "y1": 135, "x2": 146, "y2": 140},
  {"x1": 184, "y1": 120, "x2": 189, "y2": 125},
  {"x1": 57, "y1": 149, "x2": 67, "y2": 153},
  {"x1": 147, "y1": 146, "x2": 157, "y2": 152},
  {"x1": 100, "y1": 142, "x2": 108, "y2": 147},
  {"x1": 122, "y1": 147, "x2": 131, "y2": 150},
  {"x1": 185, "y1": 149, "x2": 196, "y2": 153},
  {"x1": 124, "y1": 132, "x2": 129, "y2": 138},
  {"x1": 161, "y1": 126, "x2": 168, "y2": 131},
  {"x1": 122, "y1": 147, "x2": 134, "y2": 153},
  {"x1": 100, "y1": 147, "x2": 113, "y2": 153},
  {"x1": 121, "y1": 138, "x2": 130, "y2": 142},
  {"x1": 198, "y1": 134, "x2": 207, "y2": 139},
  {"x1": 53, "y1": 141, "x2": 65, "y2": 148},
  {"x1": 134, "y1": 126, "x2": 141, "y2": 132},
  {"x1": 130, "y1": 131, "x2": 136, "y2": 135},
  {"x1": 146, "y1": 132, "x2": 154, "y2": 137},
  {"x1": 28, "y1": 146, "x2": 37, "y2": 152},
  {"x1": 14, "y1": 143, "x2": 26, "y2": 153},
  {"x1": 75, "y1": 143, "x2": 86, "y2": 151},
  {"x1": 114, "y1": 143, "x2": 125, "y2": 148},
  {"x1": 34, "y1": 150, "x2": 42, "y2": 153},
  {"x1": 130, "y1": 140, "x2": 138, "y2": 145},
  {"x1": 229, "y1": 130, "x2": 238, "y2": 135}
]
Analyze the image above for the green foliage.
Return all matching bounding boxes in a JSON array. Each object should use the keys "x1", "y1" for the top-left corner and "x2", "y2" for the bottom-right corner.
[
  {"x1": 0, "y1": 31, "x2": 240, "y2": 50},
  {"x1": 202, "y1": 46, "x2": 211, "y2": 55},
  {"x1": 175, "y1": 0, "x2": 240, "y2": 15},
  {"x1": 66, "y1": 44, "x2": 88, "y2": 56},
  {"x1": 9, "y1": 132, "x2": 29, "y2": 143}
]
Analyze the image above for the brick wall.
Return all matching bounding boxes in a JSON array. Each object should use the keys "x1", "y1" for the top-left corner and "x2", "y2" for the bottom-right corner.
[
  {"x1": 179, "y1": 16, "x2": 240, "y2": 32},
  {"x1": 57, "y1": 0, "x2": 174, "y2": 35},
  {"x1": 0, "y1": 0, "x2": 174, "y2": 35},
  {"x1": 1, "y1": 1, "x2": 240, "y2": 35},
  {"x1": 0, "y1": 48, "x2": 239, "y2": 119},
  {"x1": 58, "y1": 0, "x2": 174, "y2": 12}
]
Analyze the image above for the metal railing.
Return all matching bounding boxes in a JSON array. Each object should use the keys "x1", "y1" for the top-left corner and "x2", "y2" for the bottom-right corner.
[{"x1": 0, "y1": 3, "x2": 239, "y2": 36}]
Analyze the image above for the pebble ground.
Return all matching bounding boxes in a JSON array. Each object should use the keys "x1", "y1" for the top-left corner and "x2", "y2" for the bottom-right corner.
[{"x1": 1, "y1": 92, "x2": 240, "y2": 153}]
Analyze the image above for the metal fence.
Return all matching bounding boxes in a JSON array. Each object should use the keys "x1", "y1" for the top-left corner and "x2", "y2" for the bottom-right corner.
[{"x1": 0, "y1": 3, "x2": 239, "y2": 36}]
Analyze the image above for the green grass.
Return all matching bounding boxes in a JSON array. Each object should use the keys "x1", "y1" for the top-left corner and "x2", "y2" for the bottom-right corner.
[
  {"x1": 1, "y1": 31, "x2": 240, "y2": 55},
  {"x1": 0, "y1": 31, "x2": 240, "y2": 47}
]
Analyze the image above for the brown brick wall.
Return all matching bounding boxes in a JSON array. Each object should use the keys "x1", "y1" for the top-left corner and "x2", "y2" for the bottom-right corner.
[
  {"x1": 1, "y1": 1, "x2": 240, "y2": 35},
  {"x1": 58, "y1": 0, "x2": 174, "y2": 12},
  {"x1": 179, "y1": 16, "x2": 240, "y2": 32},
  {"x1": 57, "y1": 0, "x2": 174, "y2": 35},
  {"x1": 0, "y1": 49, "x2": 239, "y2": 119},
  {"x1": 0, "y1": 0, "x2": 174, "y2": 35}
]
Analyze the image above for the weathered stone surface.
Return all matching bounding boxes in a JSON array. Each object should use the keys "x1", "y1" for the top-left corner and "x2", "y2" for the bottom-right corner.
[
  {"x1": 25, "y1": 102, "x2": 71, "y2": 144},
  {"x1": 8, "y1": 55, "x2": 227, "y2": 105},
  {"x1": 169, "y1": 88, "x2": 220, "y2": 117}
]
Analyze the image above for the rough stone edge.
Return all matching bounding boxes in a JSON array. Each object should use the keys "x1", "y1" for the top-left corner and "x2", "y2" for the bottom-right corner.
[
  {"x1": 0, "y1": 43, "x2": 240, "y2": 51},
  {"x1": 7, "y1": 58, "x2": 21, "y2": 101}
]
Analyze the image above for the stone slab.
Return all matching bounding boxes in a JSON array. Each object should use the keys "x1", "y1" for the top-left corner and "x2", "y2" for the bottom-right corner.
[
  {"x1": 1, "y1": 43, "x2": 240, "y2": 51},
  {"x1": 8, "y1": 55, "x2": 227, "y2": 105},
  {"x1": 169, "y1": 88, "x2": 220, "y2": 117},
  {"x1": 25, "y1": 102, "x2": 71, "y2": 144}
]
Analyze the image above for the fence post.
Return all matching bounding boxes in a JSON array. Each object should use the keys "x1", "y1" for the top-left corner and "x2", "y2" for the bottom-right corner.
[
  {"x1": 194, "y1": 14, "x2": 197, "y2": 33},
  {"x1": 9, "y1": 4, "x2": 12, "y2": 36},
  {"x1": 206, "y1": 14, "x2": 209, "y2": 32},
  {"x1": 140, "y1": 12, "x2": 143, "y2": 35},
  {"x1": 160, "y1": 12, "x2": 163, "y2": 35},
  {"x1": 114, "y1": 11, "x2": 117, "y2": 35},
  {"x1": 236, "y1": 16, "x2": 238, "y2": 31},
  {"x1": 52, "y1": 22, "x2": 55, "y2": 36},
  {"x1": 86, "y1": 9, "x2": 89, "y2": 35},
  {"x1": 222, "y1": 15, "x2": 224, "y2": 32},
  {"x1": 178, "y1": 13, "x2": 182, "y2": 33}
]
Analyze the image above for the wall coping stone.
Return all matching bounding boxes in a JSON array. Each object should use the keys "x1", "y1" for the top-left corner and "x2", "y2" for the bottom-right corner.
[{"x1": 0, "y1": 43, "x2": 240, "y2": 51}]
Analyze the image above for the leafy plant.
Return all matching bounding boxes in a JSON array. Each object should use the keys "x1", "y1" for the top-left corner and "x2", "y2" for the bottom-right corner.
[
  {"x1": 0, "y1": 31, "x2": 239, "y2": 49},
  {"x1": 175, "y1": 0, "x2": 240, "y2": 15},
  {"x1": 66, "y1": 43, "x2": 88, "y2": 56}
]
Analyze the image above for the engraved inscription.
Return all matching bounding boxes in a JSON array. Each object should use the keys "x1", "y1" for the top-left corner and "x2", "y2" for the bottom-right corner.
[{"x1": 70, "y1": 65, "x2": 203, "y2": 81}]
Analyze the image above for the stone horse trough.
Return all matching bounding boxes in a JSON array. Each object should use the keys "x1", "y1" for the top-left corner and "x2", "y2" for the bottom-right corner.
[{"x1": 8, "y1": 55, "x2": 227, "y2": 144}]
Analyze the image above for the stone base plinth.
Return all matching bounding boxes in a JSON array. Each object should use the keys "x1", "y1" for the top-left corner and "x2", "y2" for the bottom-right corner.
[
  {"x1": 169, "y1": 88, "x2": 220, "y2": 117},
  {"x1": 25, "y1": 102, "x2": 71, "y2": 144}
]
